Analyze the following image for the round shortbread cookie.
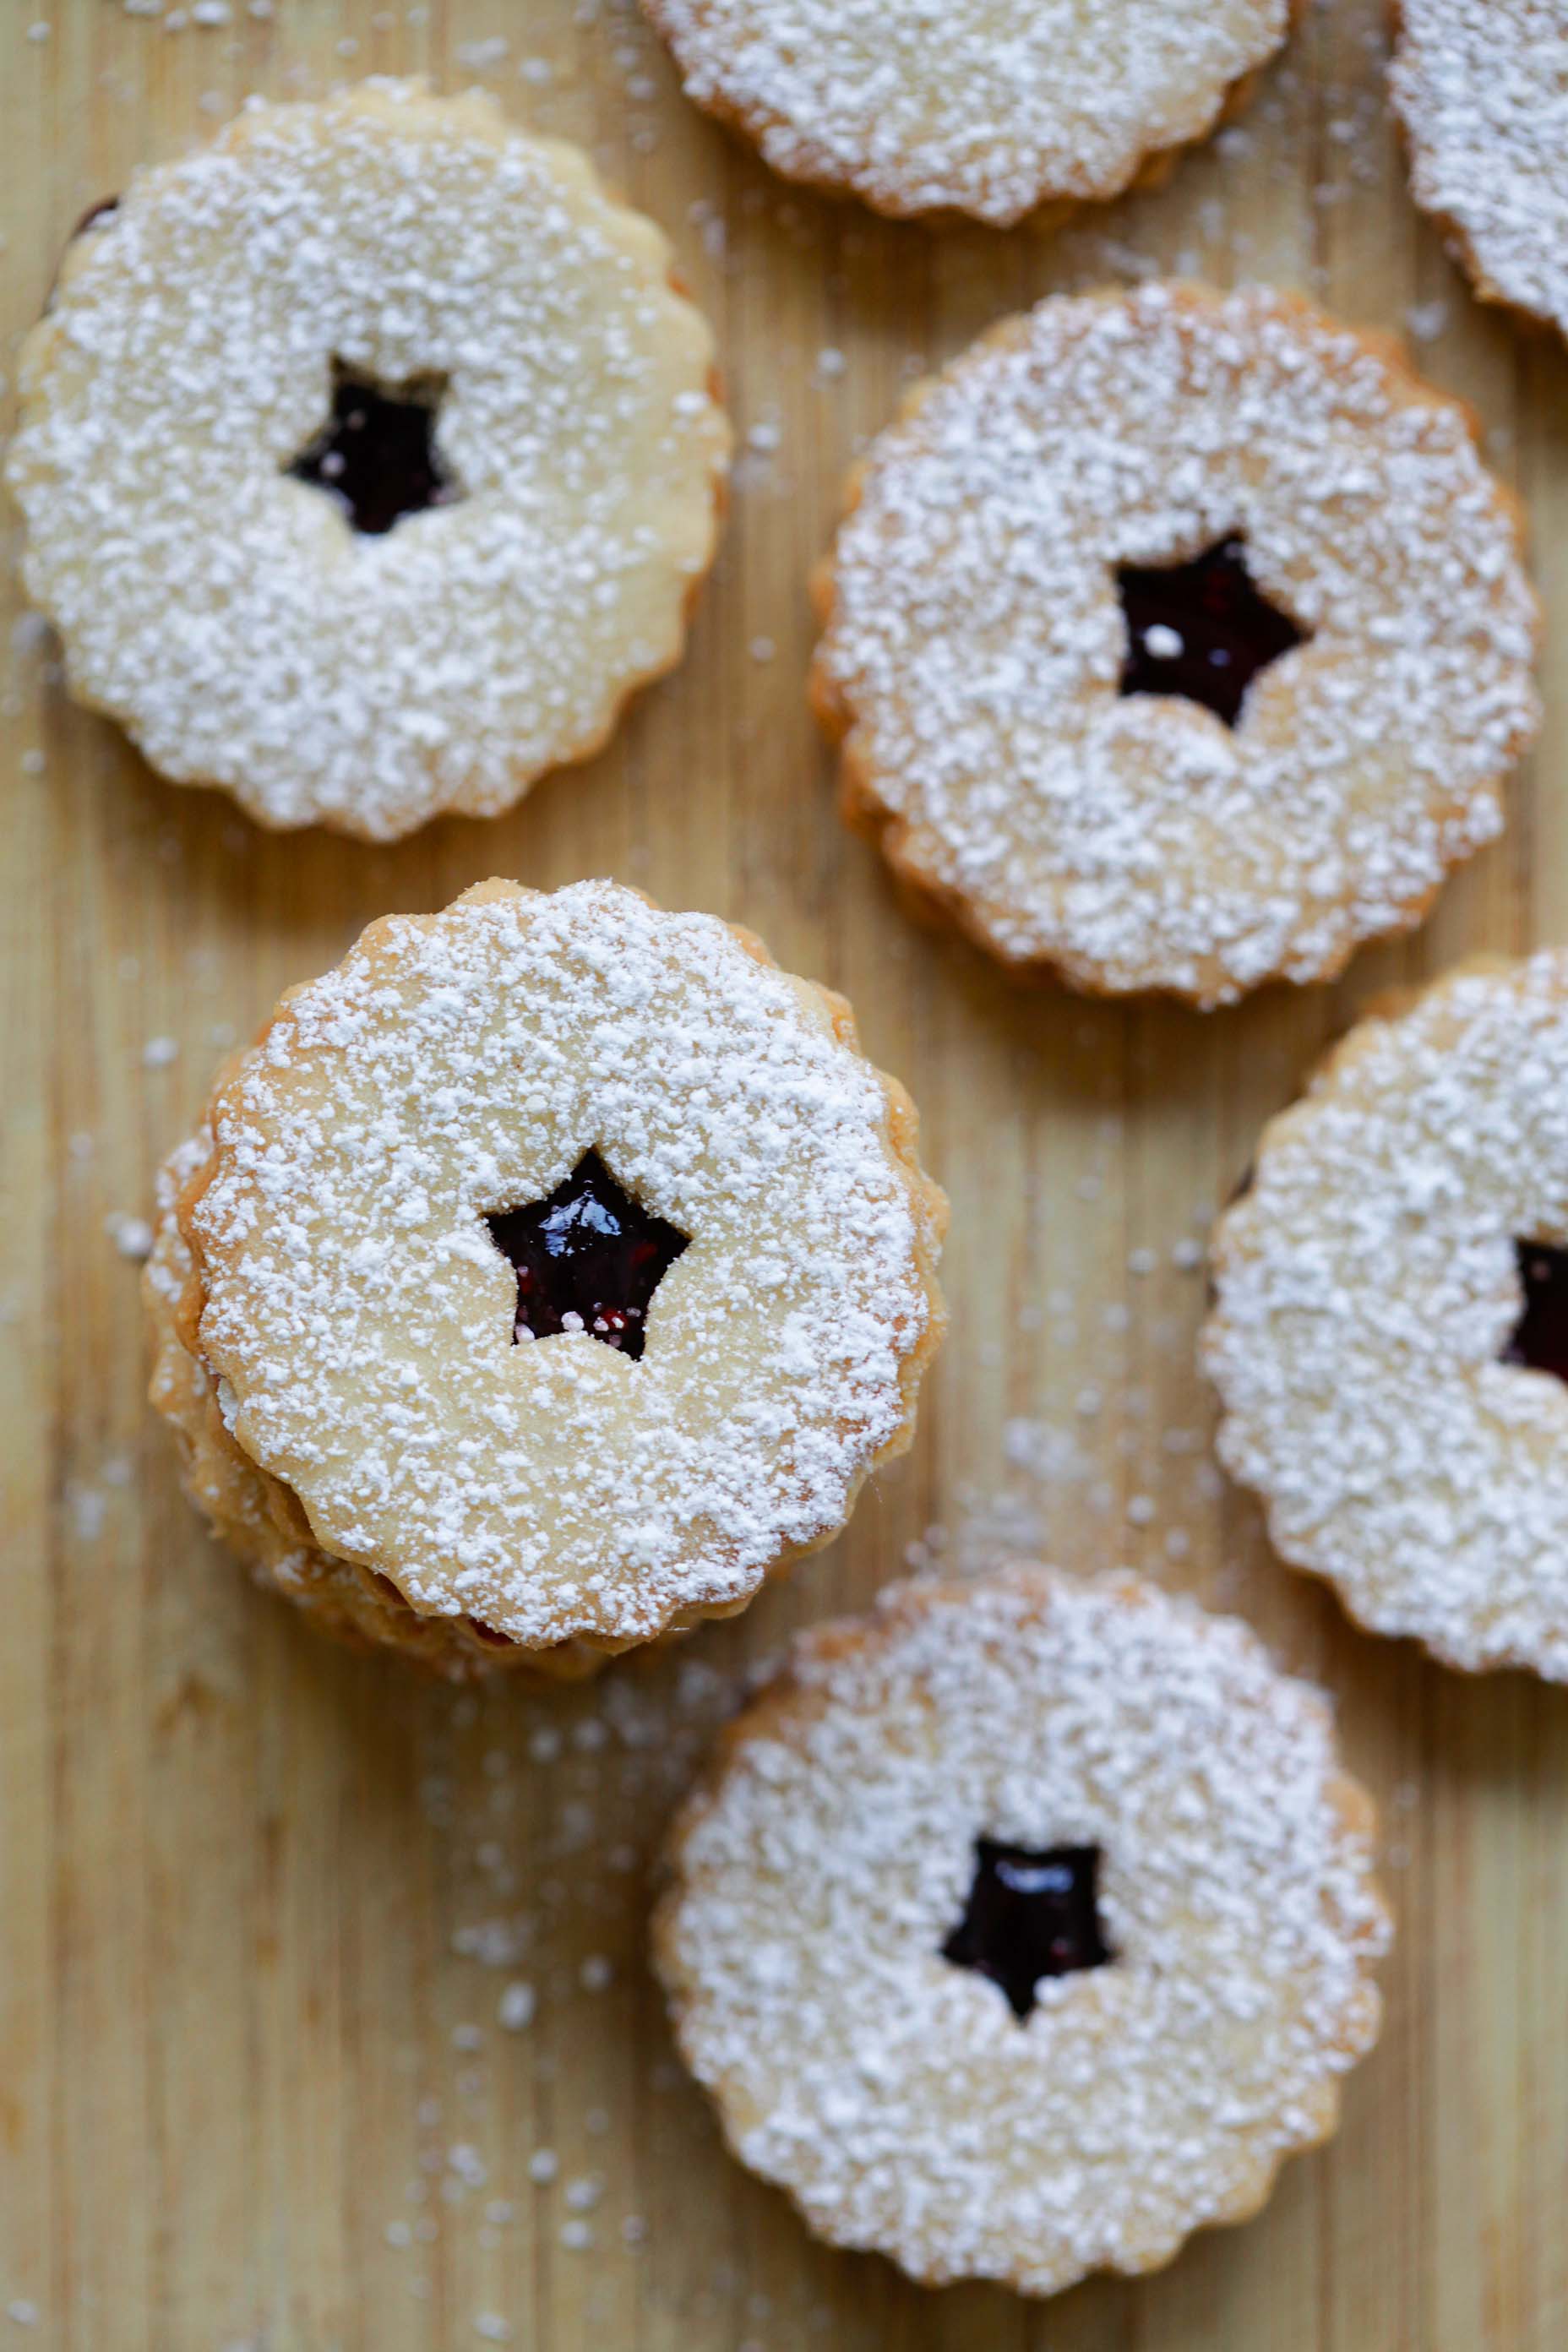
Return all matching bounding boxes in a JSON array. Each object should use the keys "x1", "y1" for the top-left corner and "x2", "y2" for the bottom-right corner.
[
  {"x1": 1206, "y1": 954, "x2": 1568, "y2": 1679},
  {"x1": 655, "y1": 1566, "x2": 1389, "y2": 2295},
  {"x1": 172, "y1": 879, "x2": 946, "y2": 1660},
  {"x1": 640, "y1": 0, "x2": 1296, "y2": 226},
  {"x1": 1391, "y1": 0, "x2": 1568, "y2": 343},
  {"x1": 811, "y1": 282, "x2": 1539, "y2": 1005},
  {"x1": 8, "y1": 81, "x2": 730, "y2": 841}
]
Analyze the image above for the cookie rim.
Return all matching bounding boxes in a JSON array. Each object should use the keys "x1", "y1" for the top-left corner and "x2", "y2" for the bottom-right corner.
[{"x1": 640, "y1": 0, "x2": 1304, "y2": 227}]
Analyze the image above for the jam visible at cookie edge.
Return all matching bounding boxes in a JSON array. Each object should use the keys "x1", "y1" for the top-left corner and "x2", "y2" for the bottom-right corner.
[
  {"x1": 1118, "y1": 536, "x2": 1305, "y2": 727},
  {"x1": 74, "y1": 197, "x2": 121, "y2": 237},
  {"x1": 485, "y1": 1151, "x2": 689, "y2": 1362},
  {"x1": 942, "y1": 1839, "x2": 1112, "y2": 2020},
  {"x1": 289, "y1": 359, "x2": 460, "y2": 536},
  {"x1": 1503, "y1": 1240, "x2": 1568, "y2": 1386}
]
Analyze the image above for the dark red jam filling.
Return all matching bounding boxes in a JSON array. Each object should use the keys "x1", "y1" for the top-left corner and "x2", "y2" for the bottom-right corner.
[
  {"x1": 484, "y1": 1151, "x2": 688, "y2": 1362},
  {"x1": 1118, "y1": 535, "x2": 1304, "y2": 727},
  {"x1": 43, "y1": 199, "x2": 121, "y2": 318},
  {"x1": 370, "y1": 1572, "x2": 514, "y2": 1651},
  {"x1": 941, "y1": 1839, "x2": 1112, "y2": 2021},
  {"x1": 1502, "y1": 1241, "x2": 1568, "y2": 1386},
  {"x1": 74, "y1": 196, "x2": 121, "y2": 237},
  {"x1": 463, "y1": 1616, "x2": 518, "y2": 1650},
  {"x1": 288, "y1": 359, "x2": 459, "y2": 536}
]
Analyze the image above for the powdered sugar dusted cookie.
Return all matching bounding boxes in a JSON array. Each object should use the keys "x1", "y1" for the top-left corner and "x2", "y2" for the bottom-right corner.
[
  {"x1": 640, "y1": 0, "x2": 1295, "y2": 226},
  {"x1": 655, "y1": 1567, "x2": 1388, "y2": 2295},
  {"x1": 811, "y1": 283, "x2": 1539, "y2": 1005},
  {"x1": 162, "y1": 880, "x2": 945, "y2": 1668},
  {"x1": 1391, "y1": 0, "x2": 1568, "y2": 342},
  {"x1": 8, "y1": 82, "x2": 730, "y2": 841},
  {"x1": 145, "y1": 1137, "x2": 606, "y2": 1679},
  {"x1": 1206, "y1": 955, "x2": 1568, "y2": 1679}
]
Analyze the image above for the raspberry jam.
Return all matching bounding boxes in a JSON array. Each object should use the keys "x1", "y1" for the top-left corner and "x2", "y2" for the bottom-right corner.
[
  {"x1": 289, "y1": 361, "x2": 458, "y2": 536},
  {"x1": 941, "y1": 1839, "x2": 1111, "y2": 2020},
  {"x1": 74, "y1": 197, "x2": 121, "y2": 237},
  {"x1": 1503, "y1": 1240, "x2": 1568, "y2": 1385},
  {"x1": 1118, "y1": 536, "x2": 1304, "y2": 727},
  {"x1": 484, "y1": 1152, "x2": 688, "y2": 1361}
]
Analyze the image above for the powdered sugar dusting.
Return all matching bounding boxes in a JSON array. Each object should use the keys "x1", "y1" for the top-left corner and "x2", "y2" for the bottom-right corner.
[
  {"x1": 814, "y1": 284, "x2": 1538, "y2": 1004},
  {"x1": 1391, "y1": 0, "x2": 1568, "y2": 340},
  {"x1": 642, "y1": 0, "x2": 1291, "y2": 224},
  {"x1": 182, "y1": 881, "x2": 944, "y2": 1648},
  {"x1": 1206, "y1": 954, "x2": 1568, "y2": 1678},
  {"x1": 8, "y1": 82, "x2": 729, "y2": 841},
  {"x1": 656, "y1": 1567, "x2": 1387, "y2": 2295}
]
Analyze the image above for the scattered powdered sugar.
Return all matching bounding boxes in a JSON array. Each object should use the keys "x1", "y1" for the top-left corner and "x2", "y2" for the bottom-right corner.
[
  {"x1": 497, "y1": 1981, "x2": 536, "y2": 2030},
  {"x1": 656, "y1": 1567, "x2": 1388, "y2": 2295},
  {"x1": 453, "y1": 1917, "x2": 532, "y2": 1968},
  {"x1": 641, "y1": 0, "x2": 1290, "y2": 225},
  {"x1": 185, "y1": 881, "x2": 943, "y2": 1648},
  {"x1": 105, "y1": 1210, "x2": 155, "y2": 1262},
  {"x1": 1391, "y1": 0, "x2": 1568, "y2": 340},
  {"x1": 814, "y1": 283, "x2": 1538, "y2": 1004},
  {"x1": 1403, "y1": 298, "x2": 1450, "y2": 345},
  {"x1": 1206, "y1": 953, "x2": 1568, "y2": 1678},
  {"x1": 8, "y1": 82, "x2": 729, "y2": 841}
]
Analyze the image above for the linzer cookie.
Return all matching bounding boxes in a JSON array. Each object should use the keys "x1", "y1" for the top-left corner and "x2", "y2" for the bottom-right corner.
[
  {"x1": 149, "y1": 880, "x2": 946, "y2": 1674},
  {"x1": 811, "y1": 283, "x2": 1539, "y2": 1005},
  {"x1": 654, "y1": 1568, "x2": 1389, "y2": 2295},
  {"x1": 1206, "y1": 955, "x2": 1568, "y2": 1679},
  {"x1": 640, "y1": 0, "x2": 1297, "y2": 226},
  {"x1": 7, "y1": 82, "x2": 730, "y2": 841},
  {"x1": 1391, "y1": 1, "x2": 1568, "y2": 341}
]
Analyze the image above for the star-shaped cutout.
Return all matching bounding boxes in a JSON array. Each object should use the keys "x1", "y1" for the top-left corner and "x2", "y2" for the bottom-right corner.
[
  {"x1": 1118, "y1": 535, "x2": 1305, "y2": 727},
  {"x1": 289, "y1": 359, "x2": 460, "y2": 536},
  {"x1": 1502, "y1": 1239, "x2": 1568, "y2": 1386},
  {"x1": 941, "y1": 1839, "x2": 1112, "y2": 2021},
  {"x1": 484, "y1": 1152, "x2": 689, "y2": 1362}
]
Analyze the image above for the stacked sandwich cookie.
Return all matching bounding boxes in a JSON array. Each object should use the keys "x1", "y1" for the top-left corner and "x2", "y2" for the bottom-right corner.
[{"x1": 147, "y1": 880, "x2": 946, "y2": 1675}]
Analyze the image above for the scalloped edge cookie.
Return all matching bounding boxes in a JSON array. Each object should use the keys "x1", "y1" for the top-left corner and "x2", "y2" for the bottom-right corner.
[
  {"x1": 655, "y1": 1565, "x2": 1389, "y2": 2295},
  {"x1": 1206, "y1": 951, "x2": 1568, "y2": 1678},
  {"x1": 8, "y1": 81, "x2": 731, "y2": 841},
  {"x1": 641, "y1": 0, "x2": 1301, "y2": 227},
  {"x1": 811, "y1": 282, "x2": 1538, "y2": 1005},
  {"x1": 158, "y1": 880, "x2": 946, "y2": 1666}
]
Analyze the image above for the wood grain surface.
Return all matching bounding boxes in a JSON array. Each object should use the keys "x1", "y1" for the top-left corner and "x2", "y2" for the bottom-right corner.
[{"x1": 3, "y1": 3, "x2": 1565, "y2": 2346}]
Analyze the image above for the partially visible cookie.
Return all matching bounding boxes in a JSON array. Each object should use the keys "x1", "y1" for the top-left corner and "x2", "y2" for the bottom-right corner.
[
  {"x1": 8, "y1": 81, "x2": 729, "y2": 840},
  {"x1": 641, "y1": 0, "x2": 1296, "y2": 226},
  {"x1": 1391, "y1": 0, "x2": 1568, "y2": 341},
  {"x1": 150, "y1": 879, "x2": 945, "y2": 1673},
  {"x1": 812, "y1": 282, "x2": 1539, "y2": 1005},
  {"x1": 1206, "y1": 953, "x2": 1568, "y2": 1678},
  {"x1": 655, "y1": 1566, "x2": 1389, "y2": 2296}
]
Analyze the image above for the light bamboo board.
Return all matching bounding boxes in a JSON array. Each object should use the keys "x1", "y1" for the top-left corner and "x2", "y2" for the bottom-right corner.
[{"x1": 3, "y1": 3, "x2": 1566, "y2": 2347}]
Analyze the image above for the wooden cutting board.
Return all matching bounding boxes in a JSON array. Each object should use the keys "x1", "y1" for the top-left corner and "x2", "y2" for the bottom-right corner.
[{"x1": 3, "y1": 3, "x2": 1565, "y2": 2346}]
